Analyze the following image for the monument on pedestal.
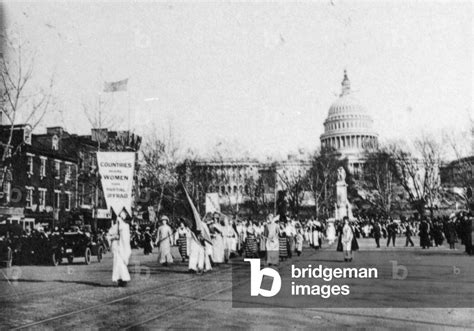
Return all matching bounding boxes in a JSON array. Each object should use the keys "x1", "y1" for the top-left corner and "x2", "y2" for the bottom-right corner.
[
  {"x1": 335, "y1": 167, "x2": 354, "y2": 220},
  {"x1": 326, "y1": 167, "x2": 354, "y2": 244}
]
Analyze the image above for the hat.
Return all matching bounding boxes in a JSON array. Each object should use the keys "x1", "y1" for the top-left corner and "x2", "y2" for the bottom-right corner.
[{"x1": 160, "y1": 215, "x2": 170, "y2": 222}]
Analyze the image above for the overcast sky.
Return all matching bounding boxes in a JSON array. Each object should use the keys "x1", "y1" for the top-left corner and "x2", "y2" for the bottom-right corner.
[{"x1": 3, "y1": 1, "x2": 473, "y2": 159}]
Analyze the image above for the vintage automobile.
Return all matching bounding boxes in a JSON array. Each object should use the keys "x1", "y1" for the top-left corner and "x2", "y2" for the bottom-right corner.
[
  {"x1": 12, "y1": 232, "x2": 64, "y2": 266},
  {"x1": 62, "y1": 232, "x2": 103, "y2": 265}
]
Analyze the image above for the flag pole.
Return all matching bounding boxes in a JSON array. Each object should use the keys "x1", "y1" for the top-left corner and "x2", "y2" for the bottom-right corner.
[{"x1": 127, "y1": 78, "x2": 131, "y2": 132}]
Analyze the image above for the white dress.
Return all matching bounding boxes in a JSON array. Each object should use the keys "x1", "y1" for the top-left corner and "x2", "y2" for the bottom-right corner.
[
  {"x1": 211, "y1": 223, "x2": 225, "y2": 263},
  {"x1": 222, "y1": 224, "x2": 238, "y2": 252},
  {"x1": 264, "y1": 222, "x2": 280, "y2": 265},
  {"x1": 342, "y1": 224, "x2": 354, "y2": 251},
  {"x1": 188, "y1": 232, "x2": 212, "y2": 272},
  {"x1": 108, "y1": 220, "x2": 131, "y2": 282},
  {"x1": 156, "y1": 224, "x2": 174, "y2": 264}
]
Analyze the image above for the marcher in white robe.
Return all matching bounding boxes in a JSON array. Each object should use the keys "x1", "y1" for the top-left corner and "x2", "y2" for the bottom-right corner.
[
  {"x1": 211, "y1": 220, "x2": 225, "y2": 264},
  {"x1": 222, "y1": 217, "x2": 238, "y2": 262},
  {"x1": 312, "y1": 219, "x2": 322, "y2": 249},
  {"x1": 107, "y1": 212, "x2": 131, "y2": 286},
  {"x1": 255, "y1": 222, "x2": 265, "y2": 253},
  {"x1": 156, "y1": 215, "x2": 174, "y2": 265},
  {"x1": 199, "y1": 221, "x2": 214, "y2": 265},
  {"x1": 264, "y1": 214, "x2": 280, "y2": 266},
  {"x1": 342, "y1": 217, "x2": 354, "y2": 262},
  {"x1": 188, "y1": 231, "x2": 212, "y2": 273}
]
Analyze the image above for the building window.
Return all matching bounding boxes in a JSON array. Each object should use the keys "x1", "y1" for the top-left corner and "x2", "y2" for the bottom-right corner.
[
  {"x1": 24, "y1": 126, "x2": 32, "y2": 145},
  {"x1": 52, "y1": 135, "x2": 59, "y2": 150},
  {"x1": 40, "y1": 157, "x2": 47, "y2": 177},
  {"x1": 26, "y1": 187, "x2": 34, "y2": 208},
  {"x1": 65, "y1": 164, "x2": 72, "y2": 183},
  {"x1": 65, "y1": 192, "x2": 71, "y2": 211},
  {"x1": 79, "y1": 152, "x2": 85, "y2": 170},
  {"x1": 27, "y1": 154, "x2": 34, "y2": 175},
  {"x1": 38, "y1": 188, "x2": 46, "y2": 208},
  {"x1": 54, "y1": 190, "x2": 61, "y2": 209},
  {"x1": 55, "y1": 160, "x2": 61, "y2": 179},
  {"x1": 3, "y1": 181, "x2": 11, "y2": 203},
  {"x1": 78, "y1": 184, "x2": 84, "y2": 206}
]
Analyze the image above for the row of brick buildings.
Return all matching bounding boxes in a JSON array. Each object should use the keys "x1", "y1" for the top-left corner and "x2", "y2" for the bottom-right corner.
[{"x1": 0, "y1": 124, "x2": 141, "y2": 230}]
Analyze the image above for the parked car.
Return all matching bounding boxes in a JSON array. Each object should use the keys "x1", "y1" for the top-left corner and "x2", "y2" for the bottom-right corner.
[
  {"x1": 12, "y1": 232, "x2": 64, "y2": 266},
  {"x1": 62, "y1": 232, "x2": 103, "y2": 265}
]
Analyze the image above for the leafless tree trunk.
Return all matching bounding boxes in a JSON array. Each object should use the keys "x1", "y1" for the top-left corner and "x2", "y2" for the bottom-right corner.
[
  {"x1": 0, "y1": 33, "x2": 54, "y2": 203},
  {"x1": 139, "y1": 123, "x2": 181, "y2": 214},
  {"x1": 389, "y1": 136, "x2": 442, "y2": 216},
  {"x1": 0, "y1": 35, "x2": 54, "y2": 161}
]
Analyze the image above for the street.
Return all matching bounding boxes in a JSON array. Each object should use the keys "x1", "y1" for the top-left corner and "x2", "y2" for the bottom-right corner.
[{"x1": 1, "y1": 239, "x2": 474, "y2": 329}]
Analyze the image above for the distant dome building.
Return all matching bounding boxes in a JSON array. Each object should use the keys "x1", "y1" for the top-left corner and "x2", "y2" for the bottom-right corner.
[{"x1": 320, "y1": 70, "x2": 378, "y2": 173}]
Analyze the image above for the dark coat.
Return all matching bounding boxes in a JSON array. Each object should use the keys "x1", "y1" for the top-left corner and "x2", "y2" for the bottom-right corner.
[{"x1": 373, "y1": 223, "x2": 381, "y2": 239}]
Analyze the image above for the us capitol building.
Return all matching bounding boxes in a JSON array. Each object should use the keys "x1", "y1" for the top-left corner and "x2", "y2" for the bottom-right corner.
[
  {"x1": 320, "y1": 70, "x2": 378, "y2": 174},
  {"x1": 181, "y1": 70, "x2": 378, "y2": 207}
]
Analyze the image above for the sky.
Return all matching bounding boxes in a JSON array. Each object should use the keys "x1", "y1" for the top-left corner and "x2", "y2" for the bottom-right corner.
[{"x1": 2, "y1": 0, "x2": 473, "y2": 160}]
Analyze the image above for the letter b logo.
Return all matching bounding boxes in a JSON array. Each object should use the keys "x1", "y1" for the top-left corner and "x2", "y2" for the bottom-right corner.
[{"x1": 244, "y1": 259, "x2": 281, "y2": 297}]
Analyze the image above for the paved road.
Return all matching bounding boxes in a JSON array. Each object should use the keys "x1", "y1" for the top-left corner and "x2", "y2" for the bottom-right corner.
[{"x1": 1, "y1": 239, "x2": 473, "y2": 329}]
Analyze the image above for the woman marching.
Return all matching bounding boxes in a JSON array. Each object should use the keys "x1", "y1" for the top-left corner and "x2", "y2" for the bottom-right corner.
[
  {"x1": 244, "y1": 224, "x2": 259, "y2": 258},
  {"x1": 264, "y1": 214, "x2": 280, "y2": 266},
  {"x1": 175, "y1": 220, "x2": 191, "y2": 262},
  {"x1": 209, "y1": 214, "x2": 225, "y2": 264},
  {"x1": 278, "y1": 222, "x2": 288, "y2": 261},
  {"x1": 220, "y1": 216, "x2": 238, "y2": 263},
  {"x1": 340, "y1": 216, "x2": 357, "y2": 262}
]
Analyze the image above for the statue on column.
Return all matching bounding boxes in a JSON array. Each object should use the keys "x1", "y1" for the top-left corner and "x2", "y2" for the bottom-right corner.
[
  {"x1": 335, "y1": 166, "x2": 353, "y2": 220},
  {"x1": 337, "y1": 167, "x2": 346, "y2": 183}
]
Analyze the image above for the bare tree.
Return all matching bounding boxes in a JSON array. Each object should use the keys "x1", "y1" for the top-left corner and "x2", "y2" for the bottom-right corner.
[
  {"x1": 307, "y1": 148, "x2": 340, "y2": 218},
  {"x1": 276, "y1": 163, "x2": 309, "y2": 217},
  {"x1": 139, "y1": 123, "x2": 181, "y2": 214},
  {"x1": 360, "y1": 148, "x2": 397, "y2": 217},
  {"x1": 243, "y1": 175, "x2": 272, "y2": 216},
  {"x1": 442, "y1": 128, "x2": 473, "y2": 210},
  {"x1": 0, "y1": 34, "x2": 54, "y2": 161},
  {"x1": 390, "y1": 136, "x2": 442, "y2": 216},
  {"x1": 82, "y1": 94, "x2": 119, "y2": 130}
]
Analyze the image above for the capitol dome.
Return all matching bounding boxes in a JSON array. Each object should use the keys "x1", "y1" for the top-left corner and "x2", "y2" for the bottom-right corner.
[{"x1": 320, "y1": 70, "x2": 378, "y2": 172}]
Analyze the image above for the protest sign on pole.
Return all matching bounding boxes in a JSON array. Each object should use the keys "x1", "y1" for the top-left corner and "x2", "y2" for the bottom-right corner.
[
  {"x1": 97, "y1": 152, "x2": 135, "y2": 216},
  {"x1": 205, "y1": 193, "x2": 220, "y2": 214}
]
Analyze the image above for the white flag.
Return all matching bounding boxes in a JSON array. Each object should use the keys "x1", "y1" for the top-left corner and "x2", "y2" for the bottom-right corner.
[
  {"x1": 205, "y1": 193, "x2": 220, "y2": 214},
  {"x1": 97, "y1": 152, "x2": 135, "y2": 216},
  {"x1": 103, "y1": 78, "x2": 128, "y2": 92}
]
